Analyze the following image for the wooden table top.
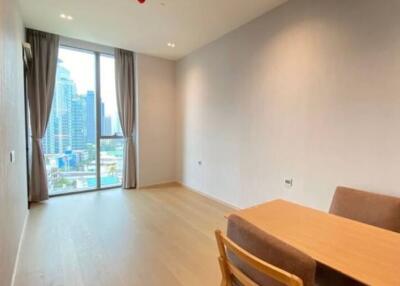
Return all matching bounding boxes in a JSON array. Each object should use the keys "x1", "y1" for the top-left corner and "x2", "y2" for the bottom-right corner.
[{"x1": 229, "y1": 199, "x2": 400, "y2": 286}]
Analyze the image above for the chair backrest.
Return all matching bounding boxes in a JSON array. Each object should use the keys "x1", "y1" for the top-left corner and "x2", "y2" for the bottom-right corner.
[
  {"x1": 330, "y1": 186, "x2": 400, "y2": 233},
  {"x1": 215, "y1": 215, "x2": 316, "y2": 286}
]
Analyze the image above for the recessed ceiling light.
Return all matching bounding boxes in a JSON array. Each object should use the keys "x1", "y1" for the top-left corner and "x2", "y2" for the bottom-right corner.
[
  {"x1": 60, "y1": 13, "x2": 73, "y2": 20},
  {"x1": 167, "y1": 42, "x2": 176, "y2": 48}
]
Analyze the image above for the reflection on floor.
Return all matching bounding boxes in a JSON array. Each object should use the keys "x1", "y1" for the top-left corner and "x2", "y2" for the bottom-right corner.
[{"x1": 14, "y1": 184, "x2": 233, "y2": 286}]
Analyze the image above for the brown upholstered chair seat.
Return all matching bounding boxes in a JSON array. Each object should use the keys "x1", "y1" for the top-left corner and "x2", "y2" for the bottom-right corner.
[{"x1": 227, "y1": 214, "x2": 317, "y2": 286}]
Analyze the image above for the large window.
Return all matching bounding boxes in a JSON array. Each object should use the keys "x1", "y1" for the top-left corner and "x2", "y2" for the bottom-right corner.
[{"x1": 44, "y1": 46, "x2": 123, "y2": 195}]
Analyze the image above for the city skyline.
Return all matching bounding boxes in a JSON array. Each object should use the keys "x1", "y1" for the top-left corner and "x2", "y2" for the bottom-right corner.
[
  {"x1": 43, "y1": 47, "x2": 124, "y2": 194},
  {"x1": 43, "y1": 57, "x2": 122, "y2": 155}
]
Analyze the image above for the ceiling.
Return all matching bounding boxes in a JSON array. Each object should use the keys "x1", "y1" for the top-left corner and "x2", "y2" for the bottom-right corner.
[{"x1": 19, "y1": 0, "x2": 287, "y2": 60}]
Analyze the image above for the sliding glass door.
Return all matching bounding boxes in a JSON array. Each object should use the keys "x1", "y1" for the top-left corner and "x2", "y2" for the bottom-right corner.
[{"x1": 44, "y1": 46, "x2": 122, "y2": 196}]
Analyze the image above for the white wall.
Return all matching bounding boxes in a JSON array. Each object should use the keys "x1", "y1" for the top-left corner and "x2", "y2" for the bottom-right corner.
[
  {"x1": 137, "y1": 54, "x2": 177, "y2": 187},
  {"x1": 176, "y1": 0, "x2": 400, "y2": 210},
  {"x1": 0, "y1": 0, "x2": 28, "y2": 284}
]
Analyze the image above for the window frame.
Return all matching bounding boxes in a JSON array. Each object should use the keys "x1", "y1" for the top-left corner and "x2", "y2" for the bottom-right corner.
[
  {"x1": 48, "y1": 43, "x2": 123, "y2": 197},
  {"x1": 96, "y1": 52, "x2": 124, "y2": 189}
]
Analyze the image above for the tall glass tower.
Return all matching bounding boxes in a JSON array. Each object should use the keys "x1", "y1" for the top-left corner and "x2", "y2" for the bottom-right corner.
[
  {"x1": 86, "y1": 90, "x2": 96, "y2": 144},
  {"x1": 43, "y1": 60, "x2": 75, "y2": 154}
]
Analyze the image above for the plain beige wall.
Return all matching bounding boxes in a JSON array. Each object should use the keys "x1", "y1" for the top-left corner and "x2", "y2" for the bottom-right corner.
[
  {"x1": 137, "y1": 54, "x2": 177, "y2": 187},
  {"x1": 0, "y1": 0, "x2": 28, "y2": 284},
  {"x1": 176, "y1": 0, "x2": 400, "y2": 210}
]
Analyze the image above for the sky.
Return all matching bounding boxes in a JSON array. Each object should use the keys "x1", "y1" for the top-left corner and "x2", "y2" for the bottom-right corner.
[{"x1": 58, "y1": 47, "x2": 119, "y2": 122}]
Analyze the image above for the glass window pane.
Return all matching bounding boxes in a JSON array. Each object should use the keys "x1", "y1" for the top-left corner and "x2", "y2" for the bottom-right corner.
[
  {"x1": 100, "y1": 139, "x2": 124, "y2": 187},
  {"x1": 100, "y1": 55, "x2": 122, "y2": 137},
  {"x1": 44, "y1": 47, "x2": 97, "y2": 195}
]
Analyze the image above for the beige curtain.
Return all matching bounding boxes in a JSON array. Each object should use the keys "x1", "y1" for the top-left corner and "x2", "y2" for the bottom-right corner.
[
  {"x1": 26, "y1": 29, "x2": 59, "y2": 202},
  {"x1": 115, "y1": 49, "x2": 136, "y2": 189}
]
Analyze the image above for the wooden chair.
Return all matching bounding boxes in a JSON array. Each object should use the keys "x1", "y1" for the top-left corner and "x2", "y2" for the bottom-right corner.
[{"x1": 215, "y1": 229, "x2": 304, "y2": 286}]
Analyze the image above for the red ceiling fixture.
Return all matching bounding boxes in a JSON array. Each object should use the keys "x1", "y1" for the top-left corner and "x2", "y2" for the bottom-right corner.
[{"x1": 137, "y1": 0, "x2": 146, "y2": 3}]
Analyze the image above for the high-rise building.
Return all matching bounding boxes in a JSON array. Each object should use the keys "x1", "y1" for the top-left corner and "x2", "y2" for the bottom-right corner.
[
  {"x1": 56, "y1": 64, "x2": 74, "y2": 153},
  {"x1": 71, "y1": 95, "x2": 87, "y2": 150},
  {"x1": 43, "y1": 60, "x2": 75, "y2": 154},
  {"x1": 86, "y1": 90, "x2": 96, "y2": 144},
  {"x1": 100, "y1": 101, "x2": 105, "y2": 135},
  {"x1": 100, "y1": 101, "x2": 113, "y2": 135}
]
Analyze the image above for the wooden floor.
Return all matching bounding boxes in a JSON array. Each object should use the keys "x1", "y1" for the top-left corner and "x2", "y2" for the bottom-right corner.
[{"x1": 14, "y1": 185, "x2": 233, "y2": 286}]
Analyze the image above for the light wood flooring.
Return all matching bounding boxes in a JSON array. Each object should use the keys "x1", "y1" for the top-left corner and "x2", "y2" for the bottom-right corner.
[{"x1": 14, "y1": 185, "x2": 233, "y2": 286}]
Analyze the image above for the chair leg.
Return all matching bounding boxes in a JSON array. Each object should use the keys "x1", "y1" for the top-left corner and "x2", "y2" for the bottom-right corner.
[
  {"x1": 218, "y1": 257, "x2": 232, "y2": 286},
  {"x1": 216, "y1": 231, "x2": 232, "y2": 286}
]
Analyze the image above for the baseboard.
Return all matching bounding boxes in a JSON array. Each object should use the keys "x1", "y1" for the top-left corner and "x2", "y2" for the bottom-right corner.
[
  {"x1": 11, "y1": 211, "x2": 28, "y2": 286},
  {"x1": 177, "y1": 181, "x2": 240, "y2": 210},
  {"x1": 139, "y1": 181, "x2": 181, "y2": 189}
]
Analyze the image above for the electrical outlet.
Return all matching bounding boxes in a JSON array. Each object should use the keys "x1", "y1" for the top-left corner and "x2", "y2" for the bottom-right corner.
[
  {"x1": 10, "y1": 151, "x2": 15, "y2": 163},
  {"x1": 284, "y1": 178, "x2": 293, "y2": 189}
]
